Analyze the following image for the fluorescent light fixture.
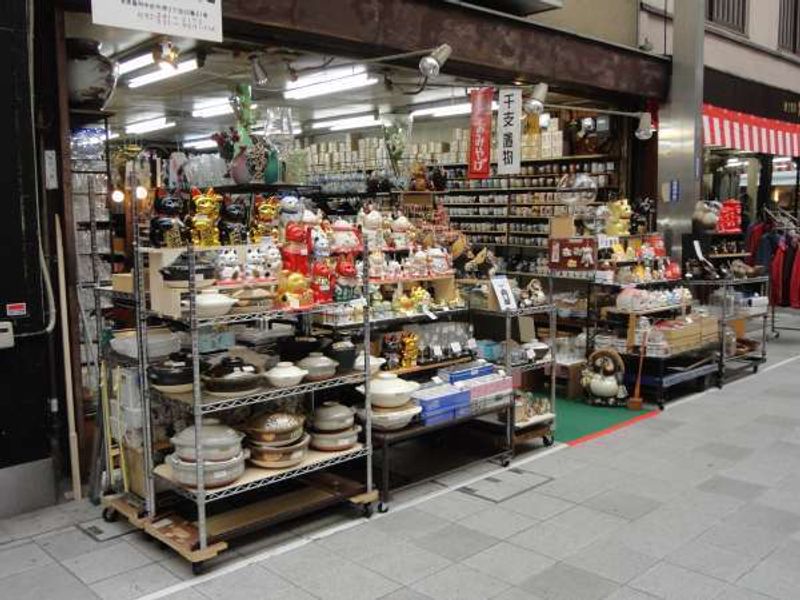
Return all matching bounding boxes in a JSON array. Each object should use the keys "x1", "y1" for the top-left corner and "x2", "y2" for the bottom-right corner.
[
  {"x1": 191, "y1": 98, "x2": 258, "y2": 118},
  {"x1": 284, "y1": 65, "x2": 378, "y2": 100},
  {"x1": 128, "y1": 58, "x2": 198, "y2": 88},
  {"x1": 125, "y1": 116, "x2": 175, "y2": 134},
  {"x1": 107, "y1": 131, "x2": 119, "y2": 140},
  {"x1": 411, "y1": 101, "x2": 498, "y2": 119},
  {"x1": 311, "y1": 115, "x2": 377, "y2": 130},
  {"x1": 185, "y1": 139, "x2": 218, "y2": 149},
  {"x1": 773, "y1": 156, "x2": 793, "y2": 163},
  {"x1": 312, "y1": 104, "x2": 374, "y2": 120},
  {"x1": 329, "y1": 117, "x2": 382, "y2": 131},
  {"x1": 118, "y1": 53, "x2": 155, "y2": 76}
]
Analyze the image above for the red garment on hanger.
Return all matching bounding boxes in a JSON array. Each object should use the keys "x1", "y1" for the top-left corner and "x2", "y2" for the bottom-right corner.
[
  {"x1": 771, "y1": 239, "x2": 786, "y2": 306},
  {"x1": 791, "y1": 239, "x2": 800, "y2": 308}
]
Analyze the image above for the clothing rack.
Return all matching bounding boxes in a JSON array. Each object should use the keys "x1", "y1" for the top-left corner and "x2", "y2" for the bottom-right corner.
[{"x1": 765, "y1": 207, "x2": 800, "y2": 338}]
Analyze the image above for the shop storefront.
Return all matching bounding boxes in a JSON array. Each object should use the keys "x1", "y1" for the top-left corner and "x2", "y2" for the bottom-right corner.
[{"x1": 10, "y1": 0, "x2": 780, "y2": 572}]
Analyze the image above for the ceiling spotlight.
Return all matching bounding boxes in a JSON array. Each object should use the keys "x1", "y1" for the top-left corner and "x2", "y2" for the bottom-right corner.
[
  {"x1": 523, "y1": 82, "x2": 548, "y2": 115},
  {"x1": 156, "y1": 40, "x2": 180, "y2": 69},
  {"x1": 135, "y1": 186, "x2": 149, "y2": 200},
  {"x1": 635, "y1": 112, "x2": 655, "y2": 141},
  {"x1": 111, "y1": 189, "x2": 125, "y2": 203},
  {"x1": 418, "y1": 44, "x2": 452, "y2": 78},
  {"x1": 249, "y1": 54, "x2": 269, "y2": 87}
]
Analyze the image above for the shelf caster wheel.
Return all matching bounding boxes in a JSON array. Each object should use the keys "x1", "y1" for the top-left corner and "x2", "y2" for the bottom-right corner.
[
  {"x1": 192, "y1": 561, "x2": 205, "y2": 576},
  {"x1": 102, "y1": 507, "x2": 118, "y2": 523},
  {"x1": 377, "y1": 502, "x2": 389, "y2": 514},
  {"x1": 773, "y1": 331, "x2": 781, "y2": 339},
  {"x1": 753, "y1": 365, "x2": 759, "y2": 374},
  {"x1": 362, "y1": 503, "x2": 374, "y2": 519},
  {"x1": 501, "y1": 458, "x2": 512, "y2": 467},
  {"x1": 542, "y1": 435, "x2": 554, "y2": 447},
  {"x1": 658, "y1": 403, "x2": 665, "y2": 412}
]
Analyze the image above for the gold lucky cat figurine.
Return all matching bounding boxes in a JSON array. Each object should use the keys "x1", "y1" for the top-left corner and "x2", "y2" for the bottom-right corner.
[
  {"x1": 187, "y1": 187, "x2": 222, "y2": 246},
  {"x1": 249, "y1": 194, "x2": 281, "y2": 244}
]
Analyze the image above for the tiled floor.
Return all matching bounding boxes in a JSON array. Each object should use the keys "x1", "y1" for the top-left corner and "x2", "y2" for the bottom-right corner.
[{"x1": 1, "y1": 311, "x2": 799, "y2": 599}]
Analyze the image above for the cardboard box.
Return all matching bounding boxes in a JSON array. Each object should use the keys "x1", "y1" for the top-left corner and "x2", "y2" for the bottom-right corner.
[{"x1": 550, "y1": 216, "x2": 576, "y2": 238}]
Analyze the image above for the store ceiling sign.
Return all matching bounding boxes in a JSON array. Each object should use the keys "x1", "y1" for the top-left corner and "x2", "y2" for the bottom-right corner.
[
  {"x1": 496, "y1": 88, "x2": 521, "y2": 175},
  {"x1": 703, "y1": 104, "x2": 800, "y2": 156},
  {"x1": 91, "y1": 0, "x2": 223, "y2": 43},
  {"x1": 468, "y1": 87, "x2": 494, "y2": 179}
]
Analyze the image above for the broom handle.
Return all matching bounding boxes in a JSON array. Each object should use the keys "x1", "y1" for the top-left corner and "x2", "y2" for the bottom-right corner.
[{"x1": 634, "y1": 329, "x2": 649, "y2": 400}]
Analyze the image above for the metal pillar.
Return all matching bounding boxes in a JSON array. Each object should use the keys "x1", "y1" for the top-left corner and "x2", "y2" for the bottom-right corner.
[{"x1": 656, "y1": 0, "x2": 705, "y2": 262}]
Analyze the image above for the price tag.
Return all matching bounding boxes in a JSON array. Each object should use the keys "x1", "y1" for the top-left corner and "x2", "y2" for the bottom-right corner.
[
  {"x1": 467, "y1": 338, "x2": 478, "y2": 350},
  {"x1": 423, "y1": 308, "x2": 438, "y2": 320},
  {"x1": 432, "y1": 345, "x2": 443, "y2": 358},
  {"x1": 451, "y1": 342, "x2": 462, "y2": 354},
  {"x1": 288, "y1": 296, "x2": 300, "y2": 309}
]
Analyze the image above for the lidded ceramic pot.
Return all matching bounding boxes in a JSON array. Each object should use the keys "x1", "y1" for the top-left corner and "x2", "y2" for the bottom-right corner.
[
  {"x1": 312, "y1": 402, "x2": 356, "y2": 432},
  {"x1": 264, "y1": 361, "x2": 308, "y2": 388},
  {"x1": 357, "y1": 372, "x2": 421, "y2": 408},
  {"x1": 297, "y1": 352, "x2": 338, "y2": 381},
  {"x1": 170, "y1": 418, "x2": 244, "y2": 462}
]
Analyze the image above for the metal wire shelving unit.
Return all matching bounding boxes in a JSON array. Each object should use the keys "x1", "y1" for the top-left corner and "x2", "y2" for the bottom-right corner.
[{"x1": 101, "y1": 193, "x2": 376, "y2": 574}]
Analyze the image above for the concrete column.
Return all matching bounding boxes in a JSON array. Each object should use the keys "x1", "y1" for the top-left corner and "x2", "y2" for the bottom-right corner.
[{"x1": 656, "y1": 0, "x2": 705, "y2": 261}]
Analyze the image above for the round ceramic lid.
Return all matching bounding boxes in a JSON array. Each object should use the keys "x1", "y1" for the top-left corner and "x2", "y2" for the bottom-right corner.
[
  {"x1": 246, "y1": 412, "x2": 305, "y2": 434},
  {"x1": 370, "y1": 372, "x2": 417, "y2": 394},
  {"x1": 172, "y1": 418, "x2": 242, "y2": 447},
  {"x1": 314, "y1": 401, "x2": 353, "y2": 421}
]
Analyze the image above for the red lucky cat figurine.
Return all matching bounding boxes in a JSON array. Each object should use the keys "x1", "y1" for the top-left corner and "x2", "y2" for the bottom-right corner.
[
  {"x1": 310, "y1": 260, "x2": 334, "y2": 303},
  {"x1": 281, "y1": 222, "x2": 310, "y2": 275}
]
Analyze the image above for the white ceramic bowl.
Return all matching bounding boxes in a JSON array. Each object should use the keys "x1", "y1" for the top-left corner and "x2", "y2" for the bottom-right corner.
[
  {"x1": 357, "y1": 372, "x2": 421, "y2": 408},
  {"x1": 354, "y1": 352, "x2": 386, "y2": 375},
  {"x1": 264, "y1": 361, "x2": 308, "y2": 388},
  {"x1": 358, "y1": 403, "x2": 421, "y2": 431}
]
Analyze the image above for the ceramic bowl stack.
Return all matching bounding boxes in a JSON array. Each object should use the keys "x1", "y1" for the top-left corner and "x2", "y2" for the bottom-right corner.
[
  {"x1": 166, "y1": 419, "x2": 246, "y2": 488},
  {"x1": 356, "y1": 373, "x2": 422, "y2": 432},
  {"x1": 310, "y1": 402, "x2": 361, "y2": 451},
  {"x1": 242, "y1": 412, "x2": 310, "y2": 468}
]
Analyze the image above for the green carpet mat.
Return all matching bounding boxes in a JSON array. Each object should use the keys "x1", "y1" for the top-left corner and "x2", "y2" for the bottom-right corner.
[{"x1": 554, "y1": 397, "x2": 652, "y2": 443}]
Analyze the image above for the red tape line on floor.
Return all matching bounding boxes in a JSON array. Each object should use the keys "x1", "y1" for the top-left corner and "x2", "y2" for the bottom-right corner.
[{"x1": 565, "y1": 409, "x2": 661, "y2": 447}]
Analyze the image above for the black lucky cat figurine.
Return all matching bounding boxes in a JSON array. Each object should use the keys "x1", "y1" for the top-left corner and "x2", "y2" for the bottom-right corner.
[
  {"x1": 218, "y1": 195, "x2": 249, "y2": 245},
  {"x1": 149, "y1": 192, "x2": 188, "y2": 248}
]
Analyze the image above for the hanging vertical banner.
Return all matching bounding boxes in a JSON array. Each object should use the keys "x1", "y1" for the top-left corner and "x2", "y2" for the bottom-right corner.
[
  {"x1": 91, "y1": 0, "x2": 223, "y2": 43},
  {"x1": 468, "y1": 87, "x2": 494, "y2": 179},
  {"x1": 496, "y1": 88, "x2": 522, "y2": 175}
]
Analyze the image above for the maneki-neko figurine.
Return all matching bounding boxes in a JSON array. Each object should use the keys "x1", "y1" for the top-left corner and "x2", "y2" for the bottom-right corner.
[
  {"x1": 310, "y1": 259, "x2": 334, "y2": 304},
  {"x1": 281, "y1": 222, "x2": 310, "y2": 276},
  {"x1": 331, "y1": 219, "x2": 361, "y2": 254},
  {"x1": 249, "y1": 194, "x2": 280, "y2": 244},
  {"x1": 218, "y1": 195, "x2": 248, "y2": 245},
  {"x1": 276, "y1": 269, "x2": 313, "y2": 309},
  {"x1": 186, "y1": 187, "x2": 222, "y2": 246},
  {"x1": 150, "y1": 191, "x2": 188, "y2": 248},
  {"x1": 333, "y1": 255, "x2": 359, "y2": 302}
]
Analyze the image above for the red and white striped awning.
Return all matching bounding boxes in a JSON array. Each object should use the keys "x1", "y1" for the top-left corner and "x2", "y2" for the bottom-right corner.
[{"x1": 703, "y1": 103, "x2": 800, "y2": 156}]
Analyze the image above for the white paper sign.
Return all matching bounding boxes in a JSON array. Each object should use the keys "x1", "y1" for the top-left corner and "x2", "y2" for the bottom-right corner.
[
  {"x1": 496, "y1": 88, "x2": 522, "y2": 175},
  {"x1": 490, "y1": 275, "x2": 518, "y2": 311},
  {"x1": 91, "y1": 0, "x2": 223, "y2": 43}
]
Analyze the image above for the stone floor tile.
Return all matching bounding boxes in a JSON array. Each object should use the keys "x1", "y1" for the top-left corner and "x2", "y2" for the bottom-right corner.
[
  {"x1": 696, "y1": 476, "x2": 767, "y2": 501},
  {"x1": 722, "y1": 504, "x2": 800, "y2": 534},
  {"x1": 696, "y1": 522, "x2": 787, "y2": 560},
  {"x1": 264, "y1": 543, "x2": 347, "y2": 582},
  {"x1": 507, "y1": 519, "x2": 606, "y2": 560},
  {"x1": 378, "y1": 589, "x2": 435, "y2": 600},
  {"x1": 0, "y1": 542, "x2": 53, "y2": 580},
  {"x1": 159, "y1": 590, "x2": 208, "y2": 600},
  {"x1": 0, "y1": 562, "x2": 100, "y2": 600},
  {"x1": 629, "y1": 562, "x2": 729, "y2": 600},
  {"x1": 317, "y1": 523, "x2": 399, "y2": 562},
  {"x1": 61, "y1": 538, "x2": 152, "y2": 584},
  {"x1": 415, "y1": 491, "x2": 493, "y2": 522},
  {"x1": 737, "y1": 558, "x2": 800, "y2": 600},
  {"x1": 665, "y1": 539, "x2": 762, "y2": 582},
  {"x1": 463, "y1": 541, "x2": 555, "y2": 585},
  {"x1": 278, "y1": 559, "x2": 401, "y2": 600},
  {"x1": 499, "y1": 490, "x2": 575, "y2": 521},
  {"x1": 191, "y1": 564, "x2": 294, "y2": 600},
  {"x1": 565, "y1": 539, "x2": 659, "y2": 584},
  {"x1": 36, "y1": 527, "x2": 115, "y2": 562},
  {"x1": 514, "y1": 453, "x2": 588, "y2": 479},
  {"x1": 546, "y1": 506, "x2": 628, "y2": 538},
  {"x1": 89, "y1": 563, "x2": 180, "y2": 600},
  {"x1": 459, "y1": 506, "x2": 539, "y2": 539},
  {"x1": 371, "y1": 507, "x2": 451, "y2": 540},
  {"x1": 411, "y1": 563, "x2": 510, "y2": 600},
  {"x1": 711, "y1": 587, "x2": 775, "y2": 600},
  {"x1": 603, "y1": 588, "x2": 660, "y2": 600},
  {"x1": 694, "y1": 442, "x2": 754, "y2": 461},
  {"x1": 414, "y1": 523, "x2": 499, "y2": 561},
  {"x1": 582, "y1": 490, "x2": 662, "y2": 521},
  {"x1": 0, "y1": 506, "x2": 75, "y2": 540},
  {"x1": 519, "y1": 562, "x2": 619, "y2": 600},
  {"x1": 363, "y1": 540, "x2": 451, "y2": 585}
]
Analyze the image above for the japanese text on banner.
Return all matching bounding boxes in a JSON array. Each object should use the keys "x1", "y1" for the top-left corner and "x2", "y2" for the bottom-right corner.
[
  {"x1": 496, "y1": 88, "x2": 521, "y2": 175},
  {"x1": 468, "y1": 87, "x2": 494, "y2": 180},
  {"x1": 91, "y1": 0, "x2": 223, "y2": 43}
]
